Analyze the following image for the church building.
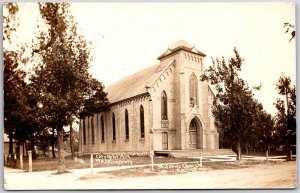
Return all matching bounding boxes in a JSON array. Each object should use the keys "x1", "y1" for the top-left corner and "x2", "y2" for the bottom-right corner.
[{"x1": 79, "y1": 40, "x2": 219, "y2": 154}]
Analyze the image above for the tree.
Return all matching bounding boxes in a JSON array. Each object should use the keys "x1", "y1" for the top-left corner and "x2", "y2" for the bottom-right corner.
[
  {"x1": 254, "y1": 110, "x2": 275, "y2": 155},
  {"x1": 35, "y1": 129, "x2": 52, "y2": 156},
  {"x1": 76, "y1": 78, "x2": 109, "y2": 157},
  {"x1": 283, "y1": 22, "x2": 295, "y2": 42},
  {"x1": 201, "y1": 48, "x2": 261, "y2": 160},
  {"x1": 274, "y1": 75, "x2": 296, "y2": 161},
  {"x1": 3, "y1": 3, "x2": 28, "y2": 160},
  {"x1": 30, "y1": 2, "x2": 95, "y2": 173}
]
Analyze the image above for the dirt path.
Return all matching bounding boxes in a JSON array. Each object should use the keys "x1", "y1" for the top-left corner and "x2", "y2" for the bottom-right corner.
[{"x1": 4, "y1": 161, "x2": 297, "y2": 190}]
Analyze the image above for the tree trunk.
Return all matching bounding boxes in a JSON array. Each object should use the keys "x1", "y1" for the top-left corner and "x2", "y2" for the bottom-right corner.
[
  {"x1": 30, "y1": 134, "x2": 37, "y2": 159},
  {"x1": 236, "y1": 140, "x2": 241, "y2": 160},
  {"x1": 57, "y1": 126, "x2": 65, "y2": 173},
  {"x1": 51, "y1": 128, "x2": 56, "y2": 159},
  {"x1": 69, "y1": 119, "x2": 74, "y2": 159},
  {"x1": 286, "y1": 144, "x2": 292, "y2": 161},
  {"x1": 8, "y1": 129, "x2": 13, "y2": 155},
  {"x1": 266, "y1": 145, "x2": 269, "y2": 161}
]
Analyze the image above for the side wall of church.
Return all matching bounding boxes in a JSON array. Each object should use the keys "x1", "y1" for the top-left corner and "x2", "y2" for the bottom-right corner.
[{"x1": 79, "y1": 95, "x2": 152, "y2": 154}]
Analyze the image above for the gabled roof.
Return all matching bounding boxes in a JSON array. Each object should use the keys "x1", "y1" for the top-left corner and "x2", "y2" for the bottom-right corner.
[
  {"x1": 170, "y1": 39, "x2": 193, "y2": 50},
  {"x1": 105, "y1": 39, "x2": 205, "y2": 104},
  {"x1": 105, "y1": 61, "x2": 172, "y2": 104},
  {"x1": 158, "y1": 39, "x2": 206, "y2": 60}
]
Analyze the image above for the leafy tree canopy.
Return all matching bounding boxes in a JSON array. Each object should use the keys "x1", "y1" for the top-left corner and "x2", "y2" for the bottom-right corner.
[{"x1": 201, "y1": 48, "x2": 263, "y2": 160}]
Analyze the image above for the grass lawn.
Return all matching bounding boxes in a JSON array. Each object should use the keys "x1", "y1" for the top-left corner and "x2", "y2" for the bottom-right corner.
[
  {"x1": 79, "y1": 159, "x2": 280, "y2": 180},
  {"x1": 19, "y1": 154, "x2": 200, "y2": 172},
  {"x1": 12, "y1": 151, "x2": 291, "y2": 172}
]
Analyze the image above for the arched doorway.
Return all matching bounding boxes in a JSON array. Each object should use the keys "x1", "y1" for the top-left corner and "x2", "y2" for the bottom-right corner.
[{"x1": 189, "y1": 118, "x2": 199, "y2": 149}]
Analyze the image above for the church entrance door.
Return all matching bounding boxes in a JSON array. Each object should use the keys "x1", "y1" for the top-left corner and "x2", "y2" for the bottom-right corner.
[
  {"x1": 189, "y1": 118, "x2": 198, "y2": 149},
  {"x1": 162, "y1": 132, "x2": 168, "y2": 150}
]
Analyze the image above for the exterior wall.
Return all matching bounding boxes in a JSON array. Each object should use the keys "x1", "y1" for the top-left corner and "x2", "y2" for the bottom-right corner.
[
  {"x1": 157, "y1": 50, "x2": 219, "y2": 150},
  {"x1": 80, "y1": 95, "x2": 152, "y2": 154},
  {"x1": 150, "y1": 60, "x2": 178, "y2": 150},
  {"x1": 79, "y1": 44, "x2": 219, "y2": 154}
]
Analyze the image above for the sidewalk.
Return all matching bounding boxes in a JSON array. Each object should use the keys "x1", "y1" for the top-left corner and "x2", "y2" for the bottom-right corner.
[
  {"x1": 4, "y1": 160, "x2": 296, "y2": 190},
  {"x1": 4, "y1": 167, "x2": 26, "y2": 174},
  {"x1": 4, "y1": 163, "x2": 157, "y2": 190},
  {"x1": 190, "y1": 154, "x2": 296, "y2": 162}
]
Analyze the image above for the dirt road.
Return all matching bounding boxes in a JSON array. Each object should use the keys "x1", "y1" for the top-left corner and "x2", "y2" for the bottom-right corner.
[{"x1": 4, "y1": 161, "x2": 297, "y2": 190}]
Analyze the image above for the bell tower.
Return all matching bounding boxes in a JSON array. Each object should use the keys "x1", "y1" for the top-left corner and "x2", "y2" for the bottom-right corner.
[{"x1": 157, "y1": 39, "x2": 209, "y2": 150}]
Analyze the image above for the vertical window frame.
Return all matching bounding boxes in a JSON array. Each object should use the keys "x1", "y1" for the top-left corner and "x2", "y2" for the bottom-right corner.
[
  {"x1": 189, "y1": 73, "x2": 198, "y2": 106},
  {"x1": 83, "y1": 119, "x2": 86, "y2": 145},
  {"x1": 161, "y1": 91, "x2": 168, "y2": 120},
  {"x1": 140, "y1": 105, "x2": 145, "y2": 138},
  {"x1": 112, "y1": 113, "x2": 116, "y2": 141},
  {"x1": 91, "y1": 116, "x2": 95, "y2": 144},
  {"x1": 125, "y1": 109, "x2": 129, "y2": 140},
  {"x1": 101, "y1": 115, "x2": 105, "y2": 143}
]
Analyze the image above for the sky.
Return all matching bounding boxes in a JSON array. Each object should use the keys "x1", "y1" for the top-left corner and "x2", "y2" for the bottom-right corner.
[{"x1": 12, "y1": 2, "x2": 296, "y2": 116}]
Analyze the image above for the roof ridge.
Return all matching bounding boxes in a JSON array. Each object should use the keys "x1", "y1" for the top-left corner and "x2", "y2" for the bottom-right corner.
[
  {"x1": 105, "y1": 62, "x2": 162, "y2": 103},
  {"x1": 158, "y1": 39, "x2": 206, "y2": 60}
]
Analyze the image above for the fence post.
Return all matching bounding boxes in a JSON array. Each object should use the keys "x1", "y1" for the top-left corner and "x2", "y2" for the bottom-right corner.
[
  {"x1": 8, "y1": 154, "x2": 11, "y2": 167},
  {"x1": 4, "y1": 154, "x2": 7, "y2": 166},
  {"x1": 90, "y1": 153, "x2": 94, "y2": 175},
  {"x1": 19, "y1": 145, "x2": 23, "y2": 169},
  {"x1": 13, "y1": 153, "x2": 17, "y2": 168},
  {"x1": 200, "y1": 152, "x2": 202, "y2": 167},
  {"x1": 150, "y1": 150, "x2": 154, "y2": 171},
  {"x1": 28, "y1": 151, "x2": 32, "y2": 172},
  {"x1": 266, "y1": 150, "x2": 268, "y2": 162},
  {"x1": 20, "y1": 153, "x2": 23, "y2": 169}
]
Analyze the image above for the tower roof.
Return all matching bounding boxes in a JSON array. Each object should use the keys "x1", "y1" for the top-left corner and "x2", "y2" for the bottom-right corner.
[
  {"x1": 157, "y1": 39, "x2": 206, "y2": 60},
  {"x1": 170, "y1": 39, "x2": 193, "y2": 49}
]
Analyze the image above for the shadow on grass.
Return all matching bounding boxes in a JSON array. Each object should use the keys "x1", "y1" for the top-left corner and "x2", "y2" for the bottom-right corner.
[{"x1": 51, "y1": 170, "x2": 72, "y2": 175}]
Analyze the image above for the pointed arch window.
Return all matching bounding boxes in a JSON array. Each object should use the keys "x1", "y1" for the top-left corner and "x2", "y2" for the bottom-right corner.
[
  {"x1": 189, "y1": 73, "x2": 198, "y2": 106},
  {"x1": 125, "y1": 109, "x2": 129, "y2": 140},
  {"x1": 161, "y1": 91, "x2": 168, "y2": 120},
  {"x1": 101, "y1": 115, "x2": 105, "y2": 142},
  {"x1": 112, "y1": 113, "x2": 116, "y2": 141},
  {"x1": 140, "y1": 105, "x2": 145, "y2": 138}
]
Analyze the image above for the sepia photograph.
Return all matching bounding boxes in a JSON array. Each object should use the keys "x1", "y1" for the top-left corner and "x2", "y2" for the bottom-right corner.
[{"x1": 3, "y1": 1, "x2": 296, "y2": 190}]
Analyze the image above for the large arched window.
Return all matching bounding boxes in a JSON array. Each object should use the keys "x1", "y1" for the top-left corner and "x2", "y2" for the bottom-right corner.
[
  {"x1": 101, "y1": 115, "x2": 105, "y2": 142},
  {"x1": 125, "y1": 109, "x2": 129, "y2": 140},
  {"x1": 140, "y1": 105, "x2": 145, "y2": 138},
  {"x1": 112, "y1": 113, "x2": 116, "y2": 141},
  {"x1": 189, "y1": 73, "x2": 198, "y2": 106},
  {"x1": 161, "y1": 91, "x2": 168, "y2": 120}
]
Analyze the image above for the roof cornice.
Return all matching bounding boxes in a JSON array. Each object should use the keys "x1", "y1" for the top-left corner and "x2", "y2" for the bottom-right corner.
[{"x1": 157, "y1": 46, "x2": 206, "y2": 60}]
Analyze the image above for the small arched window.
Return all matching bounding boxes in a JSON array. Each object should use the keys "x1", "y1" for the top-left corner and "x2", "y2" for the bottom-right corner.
[
  {"x1": 125, "y1": 109, "x2": 129, "y2": 140},
  {"x1": 112, "y1": 113, "x2": 116, "y2": 141},
  {"x1": 101, "y1": 115, "x2": 105, "y2": 142},
  {"x1": 140, "y1": 105, "x2": 145, "y2": 138},
  {"x1": 189, "y1": 73, "x2": 198, "y2": 106},
  {"x1": 161, "y1": 91, "x2": 168, "y2": 120}
]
